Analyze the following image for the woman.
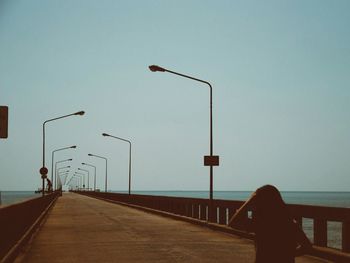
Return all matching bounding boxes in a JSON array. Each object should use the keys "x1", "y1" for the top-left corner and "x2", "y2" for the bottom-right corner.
[{"x1": 228, "y1": 185, "x2": 312, "y2": 263}]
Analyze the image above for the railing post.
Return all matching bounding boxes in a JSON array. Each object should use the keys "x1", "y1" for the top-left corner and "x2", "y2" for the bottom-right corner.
[
  {"x1": 193, "y1": 204, "x2": 199, "y2": 219},
  {"x1": 185, "y1": 203, "x2": 191, "y2": 217},
  {"x1": 200, "y1": 204, "x2": 207, "y2": 221},
  {"x1": 342, "y1": 221, "x2": 350, "y2": 252},
  {"x1": 219, "y1": 207, "x2": 226, "y2": 225},
  {"x1": 314, "y1": 219, "x2": 327, "y2": 247}
]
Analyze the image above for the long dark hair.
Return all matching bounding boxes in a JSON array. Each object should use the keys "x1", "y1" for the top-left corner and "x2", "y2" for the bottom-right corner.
[
  {"x1": 253, "y1": 185, "x2": 292, "y2": 230},
  {"x1": 252, "y1": 185, "x2": 299, "y2": 263}
]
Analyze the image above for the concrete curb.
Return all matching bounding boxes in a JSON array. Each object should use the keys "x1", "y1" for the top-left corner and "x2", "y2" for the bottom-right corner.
[{"x1": 1, "y1": 195, "x2": 59, "y2": 263}]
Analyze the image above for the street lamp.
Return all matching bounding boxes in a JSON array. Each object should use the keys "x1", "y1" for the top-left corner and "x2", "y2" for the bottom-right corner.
[
  {"x1": 51, "y1": 145, "x2": 76, "y2": 189},
  {"x1": 73, "y1": 174, "x2": 83, "y2": 190},
  {"x1": 58, "y1": 171, "x2": 69, "y2": 175},
  {"x1": 57, "y1": 166, "x2": 70, "y2": 173},
  {"x1": 66, "y1": 176, "x2": 74, "y2": 189},
  {"x1": 75, "y1": 172, "x2": 86, "y2": 189},
  {"x1": 57, "y1": 166, "x2": 70, "y2": 189},
  {"x1": 55, "y1": 159, "x2": 72, "y2": 190},
  {"x1": 41, "y1": 111, "x2": 85, "y2": 196},
  {"x1": 102, "y1": 133, "x2": 132, "y2": 195},
  {"x1": 149, "y1": 65, "x2": 219, "y2": 221},
  {"x1": 68, "y1": 176, "x2": 79, "y2": 190},
  {"x1": 88, "y1": 153, "x2": 108, "y2": 192},
  {"x1": 60, "y1": 173, "x2": 69, "y2": 185},
  {"x1": 78, "y1": 168, "x2": 90, "y2": 190},
  {"x1": 82, "y1": 163, "x2": 96, "y2": 191}
]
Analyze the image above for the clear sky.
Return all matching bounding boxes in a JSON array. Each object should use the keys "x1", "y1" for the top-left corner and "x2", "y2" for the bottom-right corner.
[{"x1": 0, "y1": 0, "x2": 349, "y2": 191}]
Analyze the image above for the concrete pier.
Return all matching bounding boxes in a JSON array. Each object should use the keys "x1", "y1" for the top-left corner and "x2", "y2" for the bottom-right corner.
[{"x1": 17, "y1": 193, "x2": 329, "y2": 262}]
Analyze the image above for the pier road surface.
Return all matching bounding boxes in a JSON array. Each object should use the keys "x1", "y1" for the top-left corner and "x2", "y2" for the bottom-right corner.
[{"x1": 17, "y1": 193, "x2": 329, "y2": 263}]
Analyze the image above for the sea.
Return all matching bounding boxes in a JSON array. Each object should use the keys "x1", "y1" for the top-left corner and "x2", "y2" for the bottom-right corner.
[{"x1": 1, "y1": 190, "x2": 349, "y2": 250}]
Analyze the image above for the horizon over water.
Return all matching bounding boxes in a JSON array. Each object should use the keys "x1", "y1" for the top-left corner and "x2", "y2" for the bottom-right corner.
[
  {"x1": 113, "y1": 190, "x2": 350, "y2": 208},
  {"x1": 2, "y1": 190, "x2": 350, "y2": 208}
]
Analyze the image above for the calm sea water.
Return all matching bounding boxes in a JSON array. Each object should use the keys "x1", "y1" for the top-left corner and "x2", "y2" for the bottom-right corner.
[
  {"x1": 0, "y1": 191, "x2": 39, "y2": 207},
  {"x1": 2, "y1": 190, "x2": 349, "y2": 249},
  {"x1": 120, "y1": 191, "x2": 350, "y2": 208}
]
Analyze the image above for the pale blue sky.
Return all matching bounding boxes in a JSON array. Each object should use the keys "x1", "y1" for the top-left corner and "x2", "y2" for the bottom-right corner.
[{"x1": 0, "y1": 0, "x2": 349, "y2": 191}]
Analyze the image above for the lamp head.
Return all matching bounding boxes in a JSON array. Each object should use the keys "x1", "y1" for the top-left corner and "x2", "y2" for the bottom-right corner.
[
  {"x1": 149, "y1": 65, "x2": 165, "y2": 72},
  {"x1": 82, "y1": 162, "x2": 86, "y2": 165},
  {"x1": 74, "y1": 111, "x2": 85, "y2": 116},
  {"x1": 88, "y1": 154, "x2": 93, "y2": 156},
  {"x1": 71, "y1": 146, "x2": 77, "y2": 149},
  {"x1": 102, "y1": 133, "x2": 110, "y2": 137},
  {"x1": 68, "y1": 159, "x2": 73, "y2": 161}
]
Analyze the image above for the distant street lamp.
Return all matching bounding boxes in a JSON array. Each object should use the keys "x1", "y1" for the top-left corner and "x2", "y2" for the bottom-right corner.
[
  {"x1": 82, "y1": 163, "x2": 97, "y2": 191},
  {"x1": 56, "y1": 166, "x2": 70, "y2": 189},
  {"x1": 73, "y1": 174, "x2": 83, "y2": 189},
  {"x1": 57, "y1": 166, "x2": 70, "y2": 173},
  {"x1": 69, "y1": 176, "x2": 79, "y2": 190},
  {"x1": 58, "y1": 170, "x2": 69, "y2": 175},
  {"x1": 66, "y1": 175, "x2": 75, "y2": 188},
  {"x1": 75, "y1": 172, "x2": 86, "y2": 189},
  {"x1": 88, "y1": 153, "x2": 108, "y2": 192},
  {"x1": 58, "y1": 172, "x2": 69, "y2": 185},
  {"x1": 102, "y1": 133, "x2": 132, "y2": 195},
  {"x1": 51, "y1": 145, "x2": 76, "y2": 189},
  {"x1": 41, "y1": 111, "x2": 84, "y2": 196},
  {"x1": 60, "y1": 173, "x2": 69, "y2": 185},
  {"x1": 78, "y1": 168, "x2": 90, "y2": 190},
  {"x1": 55, "y1": 159, "x2": 72, "y2": 190},
  {"x1": 149, "y1": 65, "x2": 219, "y2": 221}
]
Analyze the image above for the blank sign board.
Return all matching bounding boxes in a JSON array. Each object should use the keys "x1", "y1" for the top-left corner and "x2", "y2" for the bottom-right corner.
[
  {"x1": 204, "y1": 155, "x2": 219, "y2": 166},
  {"x1": 0, "y1": 106, "x2": 8, "y2": 138}
]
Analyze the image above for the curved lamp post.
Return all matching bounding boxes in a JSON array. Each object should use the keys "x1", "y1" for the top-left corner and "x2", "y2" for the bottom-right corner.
[
  {"x1": 149, "y1": 65, "x2": 219, "y2": 221},
  {"x1": 51, "y1": 145, "x2": 76, "y2": 189},
  {"x1": 70, "y1": 177, "x2": 79, "y2": 190},
  {"x1": 78, "y1": 168, "x2": 90, "y2": 190},
  {"x1": 57, "y1": 166, "x2": 70, "y2": 189},
  {"x1": 102, "y1": 133, "x2": 132, "y2": 195},
  {"x1": 41, "y1": 110, "x2": 84, "y2": 196},
  {"x1": 82, "y1": 163, "x2": 96, "y2": 191},
  {"x1": 88, "y1": 153, "x2": 108, "y2": 192},
  {"x1": 73, "y1": 174, "x2": 83, "y2": 190},
  {"x1": 55, "y1": 159, "x2": 72, "y2": 190},
  {"x1": 75, "y1": 172, "x2": 86, "y2": 189},
  {"x1": 58, "y1": 170, "x2": 69, "y2": 176},
  {"x1": 60, "y1": 173, "x2": 69, "y2": 185},
  {"x1": 67, "y1": 175, "x2": 75, "y2": 188},
  {"x1": 57, "y1": 166, "x2": 70, "y2": 173}
]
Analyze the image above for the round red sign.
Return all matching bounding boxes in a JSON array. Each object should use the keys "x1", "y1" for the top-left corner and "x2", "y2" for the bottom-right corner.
[{"x1": 40, "y1": 167, "x2": 48, "y2": 175}]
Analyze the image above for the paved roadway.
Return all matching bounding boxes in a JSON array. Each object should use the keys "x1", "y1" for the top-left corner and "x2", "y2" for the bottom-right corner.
[{"x1": 17, "y1": 193, "x2": 329, "y2": 263}]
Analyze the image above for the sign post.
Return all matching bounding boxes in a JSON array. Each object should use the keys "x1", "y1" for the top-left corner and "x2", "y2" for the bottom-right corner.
[
  {"x1": 0, "y1": 106, "x2": 8, "y2": 139},
  {"x1": 40, "y1": 167, "x2": 48, "y2": 196}
]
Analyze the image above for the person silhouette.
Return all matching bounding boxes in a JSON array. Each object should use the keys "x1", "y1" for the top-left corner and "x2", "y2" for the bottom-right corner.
[{"x1": 228, "y1": 185, "x2": 312, "y2": 263}]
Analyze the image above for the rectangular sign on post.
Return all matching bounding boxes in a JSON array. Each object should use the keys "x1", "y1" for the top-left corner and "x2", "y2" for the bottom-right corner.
[
  {"x1": 204, "y1": 155, "x2": 219, "y2": 166},
  {"x1": 0, "y1": 106, "x2": 8, "y2": 139}
]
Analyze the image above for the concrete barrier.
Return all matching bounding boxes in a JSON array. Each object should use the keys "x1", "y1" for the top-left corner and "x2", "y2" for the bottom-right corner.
[{"x1": 0, "y1": 192, "x2": 59, "y2": 262}]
